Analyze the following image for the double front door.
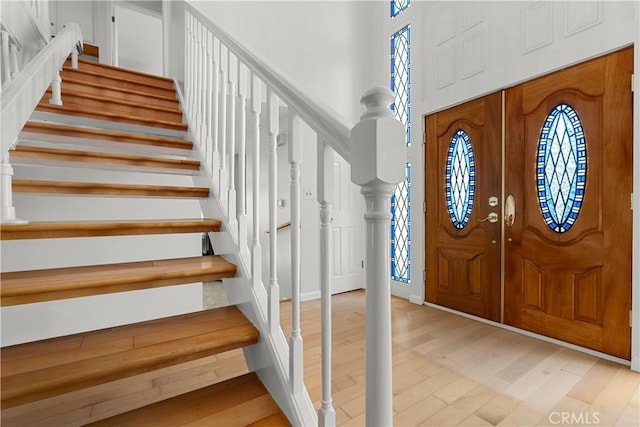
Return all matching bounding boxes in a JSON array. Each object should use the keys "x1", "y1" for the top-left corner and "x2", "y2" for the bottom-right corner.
[{"x1": 425, "y1": 47, "x2": 633, "y2": 359}]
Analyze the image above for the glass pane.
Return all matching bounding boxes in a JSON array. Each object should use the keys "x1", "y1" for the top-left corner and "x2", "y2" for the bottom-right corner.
[
  {"x1": 445, "y1": 130, "x2": 476, "y2": 229},
  {"x1": 390, "y1": 25, "x2": 411, "y2": 147},
  {"x1": 537, "y1": 103, "x2": 587, "y2": 233},
  {"x1": 392, "y1": 163, "x2": 411, "y2": 283},
  {"x1": 391, "y1": 0, "x2": 411, "y2": 18}
]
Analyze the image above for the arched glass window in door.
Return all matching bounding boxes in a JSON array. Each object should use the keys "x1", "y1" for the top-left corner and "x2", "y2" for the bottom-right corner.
[
  {"x1": 536, "y1": 103, "x2": 587, "y2": 233},
  {"x1": 390, "y1": 23, "x2": 411, "y2": 283}
]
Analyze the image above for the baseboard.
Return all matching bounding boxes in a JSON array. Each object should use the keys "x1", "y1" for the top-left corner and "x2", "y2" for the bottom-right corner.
[
  {"x1": 301, "y1": 291, "x2": 320, "y2": 302},
  {"x1": 409, "y1": 294, "x2": 424, "y2": 305}
]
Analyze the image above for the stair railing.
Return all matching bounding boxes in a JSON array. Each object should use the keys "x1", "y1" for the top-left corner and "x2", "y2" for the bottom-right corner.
[
  {"x1": 0, "y1": 22, "x2": 82, "y2": 224},
  {"x1": 182, "y1": 5, "x2": 405, "y2": 426}
]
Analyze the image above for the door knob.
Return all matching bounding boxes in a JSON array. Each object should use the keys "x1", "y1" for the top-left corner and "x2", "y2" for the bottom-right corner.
[
  {"x1": 479, "y1": 212, "x2": 499, "y2": 223},
  {"x1": 505, "y1": 195, "x2": 515, "y2": 227}
]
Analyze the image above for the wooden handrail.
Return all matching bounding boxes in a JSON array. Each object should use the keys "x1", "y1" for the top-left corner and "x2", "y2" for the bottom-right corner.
[{"x1": 184, "y1": 4, "x2": 352, "y2": 163}]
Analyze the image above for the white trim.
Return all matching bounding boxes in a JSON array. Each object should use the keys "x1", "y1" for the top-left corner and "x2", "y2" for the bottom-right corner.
[
  {"x1": 301, "y1": 290, "x2": 320, "y2": 302},
  {"x1": 423, "y1": 302, "x2": 632, "y2": 368},
  {"x1": 631, "y1": 0, "x2": 640, "y2": 373},
  {"x1": 116, "y1": 1, "x2": 162, "y2": 19}
]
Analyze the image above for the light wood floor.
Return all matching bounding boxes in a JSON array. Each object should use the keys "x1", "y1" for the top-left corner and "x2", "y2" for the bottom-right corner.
[{"x1": 279, "y1": 290, "x2": 639, "y2": 426}]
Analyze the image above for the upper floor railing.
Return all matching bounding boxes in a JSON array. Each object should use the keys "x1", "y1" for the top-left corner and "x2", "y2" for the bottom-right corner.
[{"x1": 181, "y1": 4, "x2": 405, "y2": 426}]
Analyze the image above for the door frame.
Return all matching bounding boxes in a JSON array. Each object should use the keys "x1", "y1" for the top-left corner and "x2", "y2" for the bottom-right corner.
[{"x1": 422, "y1": 46, "x2": 639, "y2": 370}]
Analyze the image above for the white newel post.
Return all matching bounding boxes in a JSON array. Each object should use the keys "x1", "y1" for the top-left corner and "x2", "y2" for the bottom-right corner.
[
  {"x1": 2, "y1": 32, "x2": 11, "y2": 84},
  {"x1": 49, "y1": 71, "x2": 63, "y2": 105},
  {"x1": 250, "y1": 73, "x2": 262, "y2": 291},
  {"x1": 289, "y1": 113, "x2": 303, "y2": 395},
  {"x1": 350, "y1": 87, "x2": 405, "y2": 427},
  {"x1": 9, "y1": 43, "x2": 20, "y2": 78},
  {"x1": 267, "y1": 88, "x2": 280, "y2": 334},
  {"x1": 317, "y1": 137, "x2": 336, "y2": 427},
  {"x1": 1, "y1": 148, "x2": 27, "y2": 224}
]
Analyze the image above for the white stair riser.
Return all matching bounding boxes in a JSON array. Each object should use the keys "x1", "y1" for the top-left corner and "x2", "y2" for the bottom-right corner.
[
  {"x1": 1, "y1": 234, "x2": 202, "y2": 272},
  {"x1": 1, "y1": 284, "x2": 203, "y2": 346}
]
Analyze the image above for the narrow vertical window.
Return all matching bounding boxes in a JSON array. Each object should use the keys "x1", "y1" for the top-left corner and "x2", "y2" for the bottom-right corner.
[
  {"x1": 391, "y1": 0, "x2": 411, "y2": 18},
  {"x1": 390, "y1": 25, "x2": 411, "y2": 283},
  {"x1": 392, "y1": 163, "x2": 411, "y2": 283}
]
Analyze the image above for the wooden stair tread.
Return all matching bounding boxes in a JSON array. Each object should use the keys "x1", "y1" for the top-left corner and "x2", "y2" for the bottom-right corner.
[
  {"x1": 0, "y1": 307, "x2": 259, "y2": 409},
  {"x1": 61, "y1": 67, "x2": 176, "y2": 95},
  {"x1": 0, "y1": 255, "x2": 236, "y2": 306},
  {"x1": 86, "y1": 373, "x2": 290, "y2": 427},
  {"x1": 71, "y1": 58, "x2": 176, "y2": 88},
  {"x1": 36, "y1": 103, "x2": 188, "y2": 132},
  {"x1": 13, "y1": 180, "x2": 209, "y2": 198},
  {"x1": 21, "y1": 122, "x2": 193, "y2": 151},
  {"x1": 0, "y1": 218, "x2": 221, "y2": 240},
  {"x1": 11, "y1": 145, "x2": 200, "y2": 171},
  {"x1": 45, "y1": 87, "x2": 182, "y2": 114}
]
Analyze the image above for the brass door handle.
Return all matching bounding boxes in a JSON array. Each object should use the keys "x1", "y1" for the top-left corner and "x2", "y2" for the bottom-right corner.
[
  {"x1": 505, "y1": 195, "x2": 515, "y2": 227},
  {"x1": 478, "y1": 212, "x2": 499, "y2": 223}
]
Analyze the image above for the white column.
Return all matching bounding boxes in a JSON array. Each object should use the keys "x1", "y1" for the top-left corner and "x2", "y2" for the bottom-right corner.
[
  {"x1": 250, "y1": 73, "x2": 262, "y2": 291},
  {"x1": 317, "y1": 136, "x2": 336, "y2": 427},
  {"x1": 267, "y1": 88, "x2": 280, "y2": 334},
  {"x1": 226, "y1": 52, "x2": 238, "y2": 235},
  {"x1": 49, "y1": 71, "x2": 63, "y2": 106},
  {"x1": 218, "y1": 44, "x2": 228, "y2": 200},
  {"x1": 1, "y1": 149, "x2": 27, "y2": 224},
  {"x1": 350, "y1": 87, "x2": 405, "y2": 427},
  {"x1": 237, "y1": 61, "x2": 249, "y2": 256},
  {"x1": 289, "y1": 113, "x2": 303, "y2": 395}
]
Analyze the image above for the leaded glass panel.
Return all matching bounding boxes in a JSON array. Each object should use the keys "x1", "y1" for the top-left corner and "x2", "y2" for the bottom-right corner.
[
  {"x1": 390, "y1": 25, "x2": 411, "y2": 147},
  {"x1": 392, "y1": 163, "x2": 411, "y2": 283},
  {"x1": 445, "y1": 130, "x2": 476, "y2": 229},
  {"x1": 391, "y1": 0, "x2": 410, "y2": 18},
  {"x1": 536, "y1": 103, "x2": 587, "y2": 233}
]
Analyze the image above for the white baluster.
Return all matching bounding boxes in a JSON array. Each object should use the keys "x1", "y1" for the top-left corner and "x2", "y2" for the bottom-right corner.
[
  {"x1": 226, "y1": 52, "x2": 237, "y2": 235},
  {"x1": 351, "y1": 87, "x2": 405, "y2": 427},
  {"x1": 1, "y1": 149, "x2": 27, "y2": 224},
  {"x1": 211, "y1": 36, "x2": 221, "y2": 179},
  {"x1": 289, "y1": 113, "x2": 303, "y2": 395},
  {"x1": 49, "y1": 71, "x2": 63, "y2": 106},
  {"x1": 9, "y1": 43, "x2": 19, "y2": 78},
  {"x1": 204, "y1": 30, "x2": 213, "y2": 168},
  {"x1": 317, "y1": 137, "x2": 336, "y2": 427},
  {"x1": 199, "y1": 22, "x2": 207, "y2": 144},
  {"x1": 250, "y1": 73, "x2": 262, "y2": 290},
  {"x1": 267, "y1": 88, "x2": 280, "y2": 334},
  {"x1": 237, "y1": 61, "x2": 249, "y2": 256},
  {"x1": 218, "y1": 44, "x2": 228, "y2": 200},
  {"x1": 185, "y1": 13, "x2": 193, "y2": 119},
  {"x1": 194, "y1": 21, "x2": 203, "y2": 143},
  {"x1": 2, "y1": 32, "x2": 12, "y2": 84},
  {"x1": 70, "y1": 45, "x2": 79, "y2": 69}
]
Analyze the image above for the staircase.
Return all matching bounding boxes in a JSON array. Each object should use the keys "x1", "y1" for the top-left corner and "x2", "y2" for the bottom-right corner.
[{"x1": 0, "y1": 59, "x2": 290, "y2": 426}]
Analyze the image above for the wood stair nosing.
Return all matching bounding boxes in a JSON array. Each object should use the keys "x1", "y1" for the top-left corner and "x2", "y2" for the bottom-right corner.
[
  {"x1": 12, "y1": 180, "x2": 210, "y2": 198},
  {"x1": 61, "y1": 67, "x2": 176, "y2": 97},
  {"x1": 0, "y1": 219, "x2": 221, "y2": 240},
  {"x1": 36, "y1": 102, "x2": 188, "y2": 132},
  {"x1": 0, "y1": 255, "x2": 237, "y2": 306},
  {"x1": 43, "y1": 88, "x2": 184, "y2": 122},
  {"x1": 0, "y1": 307, "x2": 259, "y2": 409},
  {"x1": 60, "y1": 75, "x2": 180, "y2": 105},
  {"x1": 11, "y1": 145, "x2": 201, "y2": 172},
  {"x1": 21, "y1": 122, "x2": 193, "y2": 151},
  {"x1": 67, "y1": 58, "x2": 176, "y2": 90},
  {"x1": 85, "y1": 373, "x2": 290, "y2": 427}
]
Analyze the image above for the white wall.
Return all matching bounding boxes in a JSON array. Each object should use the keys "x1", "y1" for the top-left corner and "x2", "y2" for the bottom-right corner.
[{"x1": 114, "y1": 2, "x2": 163, "y2": 75}]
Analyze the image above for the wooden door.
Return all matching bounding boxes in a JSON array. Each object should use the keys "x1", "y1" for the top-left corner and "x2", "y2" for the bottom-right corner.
[
  {"x1": 504, "y1": 47, "x2": 633, "y2": 359},
  {"x1": 425, "y1": 92, "x2": 502, "y2": 321}
]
